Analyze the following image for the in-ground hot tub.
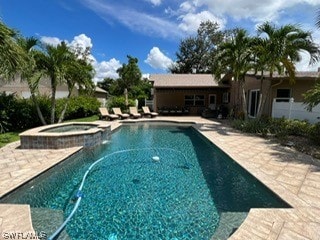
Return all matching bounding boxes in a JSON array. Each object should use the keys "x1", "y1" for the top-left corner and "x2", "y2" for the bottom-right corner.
[{"x1": 19, "y1": 122, "x2": 111, "y2": 149}]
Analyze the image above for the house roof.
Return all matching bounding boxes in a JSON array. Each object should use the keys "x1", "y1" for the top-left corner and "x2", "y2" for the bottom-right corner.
[
  {"x1": 150, "y1": 74, "x2": 228, "y2": 88},
  {"x1": 249, "y1": 71, "x2": 319, "y2": 79},
  {"x1": 95, "y1": 86, "x2": 107, "y2": 93}
]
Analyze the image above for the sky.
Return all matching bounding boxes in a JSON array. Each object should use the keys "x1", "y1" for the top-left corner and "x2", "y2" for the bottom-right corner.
[{"x1": 1, "y1": 0, "x2": 320, "y2": 83}]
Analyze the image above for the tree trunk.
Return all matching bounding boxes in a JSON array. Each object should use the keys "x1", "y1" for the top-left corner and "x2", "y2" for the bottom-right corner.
[
  {"x1": 50, "y1": 78, "x2": 57, "y2": 124},
  {"x1": 235, "y1": 74, "x2": 248, "y2": 120},
  {"x1": 256, "y1": 76, "x2": 264, "y2": 119},
  {"x1": 58, "y1": 92, "x2": 72, "y2": 123},
  {"x1": 241, "y1": 81, "x2": 248, "y2": 120},
  {"x1": 31, "y1": 94, "x2": 47, "y2": 125},
  {"x1": 27, "y1": 80, "x2": 47, "y2": 125}
]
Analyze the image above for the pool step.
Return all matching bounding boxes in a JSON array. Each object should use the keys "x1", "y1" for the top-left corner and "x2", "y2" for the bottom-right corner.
[
  {"x1": 31, "y1": 208, "x2": 70, "y2": 240},
  {"x1": 211, "y1": 212, "x2": 248, "y2": 240}
]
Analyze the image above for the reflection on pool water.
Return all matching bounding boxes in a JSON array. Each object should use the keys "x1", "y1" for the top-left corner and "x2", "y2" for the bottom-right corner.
[{"x1": 0, "y1": 124, "x2": 290, "y2": 239}]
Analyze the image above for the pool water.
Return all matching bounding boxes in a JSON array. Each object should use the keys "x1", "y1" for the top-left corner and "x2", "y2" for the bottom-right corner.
[
  {"x1": 40, "y1": 123, "x2": 96, "y2": 133},
  {"x1": 0, "y1": 124, "x2": 289, "y2": 239}
]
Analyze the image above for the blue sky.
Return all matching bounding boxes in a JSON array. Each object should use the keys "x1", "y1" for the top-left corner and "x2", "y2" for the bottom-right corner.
[{"x1": 1, "y1": 0, "x2": 320, "y2": 82}]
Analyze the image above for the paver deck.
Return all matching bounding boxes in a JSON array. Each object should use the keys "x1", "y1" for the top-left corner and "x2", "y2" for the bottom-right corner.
[{"x1": 0, "y1": 117, "x2": 319, "y2": 239}]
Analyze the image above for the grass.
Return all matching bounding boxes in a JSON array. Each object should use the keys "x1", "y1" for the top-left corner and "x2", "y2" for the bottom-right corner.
[
  {"x1": 0, "y1": 131, "x2": 20, "y2": 148},
  {"x1": 65, "y1": 115, "x2": 100, "y2": 122},
  {"x1": 0, "y1": 115, "x2": 100, "y2": 148}
]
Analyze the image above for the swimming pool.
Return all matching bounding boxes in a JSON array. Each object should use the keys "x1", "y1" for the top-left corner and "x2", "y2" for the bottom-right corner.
[{"x1": 0, "y1": 124, "x2": 289, "y2": 239}]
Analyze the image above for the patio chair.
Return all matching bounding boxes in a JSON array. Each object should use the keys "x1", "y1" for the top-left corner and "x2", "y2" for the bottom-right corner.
[
  {"x1": 112, "y1": 108, "x2": 130, "y2": 119},
  {"x1": 99, "y1": 107, "x2": 119, "y2": 120},
  {"x1": 142, "y1": 106, "x2": 159, "y2": 118},
  {"x1": 129, "y1": 107, "x2": 142, "y2": 118}
]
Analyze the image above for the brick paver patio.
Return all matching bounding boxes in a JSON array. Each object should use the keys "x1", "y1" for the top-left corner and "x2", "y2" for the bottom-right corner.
[{"x1": 0, "y1": 117, "x2": 319, "y2": 239}]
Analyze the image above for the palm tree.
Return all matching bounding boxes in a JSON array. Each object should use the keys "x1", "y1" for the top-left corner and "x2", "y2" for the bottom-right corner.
[
  {"x1": 0, "y1": 21, "x2": 24, "y2": 79},
  {"x1": 57, "y1": 57, "x2": 95, "y2": 123},
  {"x1": 213, "y1": 28, "x2": 254, "y2": 119},
  {"x1": 35, "y1": 41, "x2": 73, "y2": 124},
  {"x1": 17, "y1": 36, "x2": 47, "y2": 125},
  {"x1": 254, "y1": 22, "x2": 320, "y2": 117}
]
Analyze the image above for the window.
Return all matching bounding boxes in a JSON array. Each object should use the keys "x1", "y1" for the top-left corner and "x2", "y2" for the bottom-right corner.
[
  {"x1": 184, "y1": 95, "x2": 205, "y2": 106},
  {"x1": 249, "y1": 89, "x2": 260, "y2": 117},
  {"x1": 222, "y1": 92, "x2": 229, "y2": 103},
  {"x1": 185, "y1": 95, "x2": 195, "y2": 106},
  {"x1": 276, "y1": 89, "x2": 291, "y2": 102},
  {"x1": 195, "y1": 95, "x2": 205, "y2": 106}
]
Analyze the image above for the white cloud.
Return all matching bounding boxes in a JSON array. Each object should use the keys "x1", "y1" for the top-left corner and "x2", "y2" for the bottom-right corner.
[
  {"x1": 40, "y1": 36, "x2": 63, "y2": 46},
  {"x1": 179, "y1": 1, "x2": 197, "y2": 13},
  {"x1": 146, "y1": 0, "x2": 162, "y2": 6},
  {"x1": 93, "y1": 58, "x2": 122, "y2": 82},
  {"x1": 40, "y1": 33, "x2": 121, "y2": 83},
  {"x1": 145, "y1": 47, "x2": 173, "y2": 70},
  {"x1": 69, "y1": 34, "x2": 93, "y2": 50},
  {"x1": 83, "y1": 0, "x2": 184, "y2": 39},
  {"x1": 197, "y1": 0, "x2": 320, "y2": 22},
  {"x1": 178, "y1": 11, "x2": 226, "y2": 33},
  {"x1": 142, "y1": 73, "x2": 150, "y2": 79},
  {"x1": 295, "y1": 31, "x2": 320, "y2": 71},
  {"x1": 295, "y1": 51, "x2": 320, "y2": 71}
]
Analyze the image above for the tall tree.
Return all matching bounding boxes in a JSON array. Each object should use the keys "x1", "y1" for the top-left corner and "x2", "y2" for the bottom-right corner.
[
  {"x1": 97, "y1": 77, "x2": 115, "y2": 94},
  {"x1": 303, "y1": 81, "x2": 320, "y2": 110},
  {"x1": 57, "y1": 42, "x2": 95, "y2": 123},
  {"x1": 303, "y1": 12, "x2": 320, "y2": 110},
  {"x1": 171, "y1": 21, "x2": 224, "y2": 73},
  {"x1": 254, "y1": 22, "x2": 319, "y2": 117},
  {"x1": 0, "y1": 21, "x2": 24, "y2": 79},
  {"x1": 35, "y1": 42, "x2": 73, "y2": 124},
  {"x1": 17, "y1": 36, "x2": 47, "y2": 125},
  {"x1": 58, "y1": 57, "x2": 95, "y2": 123},
  {"x1": 213, "y1": 28, "x2": 254, "y2": 119},
  {"x1": 116, "y1": 55, "x2": 142, "y2": 101}
]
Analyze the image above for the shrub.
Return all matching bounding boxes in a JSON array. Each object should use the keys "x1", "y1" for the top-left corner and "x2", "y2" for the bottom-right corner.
[
  {"x1": 106, "y1": 96, "x2": 135, "y2": 111},
  {"x1": 309, "y1": 122, "x2": 320, "y2": 145},
  {"x1": 231, "y1": 118, "x2": 270, "y2": 136},
  {"x1": 0, "y1": 93, "x2": 44, "y2": 131},
  {"x1": 56, "y1": 95, "x2": 101, "y2": 120},
  {"x1": 0, "y1": 93, "x2": 100, "y2": 131},
  {"x1": 0, "y1": 110, "x2": 9, "y2": 133},
  {"x1": 231, "y1": 117, "x2": 318, "y2": 144},
  {"x1": 0, "y1": 92, "x2": 15, "y2": 131},
  {"x1": 285, "y1": 119, "x2": 310, "y2": 137}
]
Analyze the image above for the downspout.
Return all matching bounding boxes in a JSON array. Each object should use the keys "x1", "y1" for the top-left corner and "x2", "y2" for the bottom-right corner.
[{"x1": 269, "y1": 79, "x2": 284, "y2": 116}]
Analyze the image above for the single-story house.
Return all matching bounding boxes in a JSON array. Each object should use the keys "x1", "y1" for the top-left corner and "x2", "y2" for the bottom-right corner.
[
  {"x1": 0, "y1": 76, "x2": 107, "y2": 106},
  {"x1": 239, "y1": 71, "x2": 320, "y2": 122},
  {"x1": 149, "y1": 72, "x2": 320, "y2": 122},
  {"x1": 149, "y1": 74, "x2": 230, "y2": 116},
  {"x1": 94, "y1": 86, "x2": 108, "y2": 106},
  {"x1": 0, "y1": 77, "x2": 76, "y2": 98}
]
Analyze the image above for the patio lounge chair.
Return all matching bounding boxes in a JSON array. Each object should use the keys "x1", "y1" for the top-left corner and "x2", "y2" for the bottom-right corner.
[
  {"x1": 99, "y1": 107, "x2": 119, "y2": 120},
  {"x1": 129, "y1": 107, "x2": 141, "y2": 118},
  {"x1": 142, "y1": 106, "x2": 159, "y2": 118},
  {"x1": 112, "y1": 108, "x2": 130, "y2": 119}
]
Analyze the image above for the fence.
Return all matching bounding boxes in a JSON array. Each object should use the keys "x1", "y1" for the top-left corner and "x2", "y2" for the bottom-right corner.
[
  {"x1": 144, "y1": 99, "x2": 154, "y2": 110},
  {"x1": 272, "y1": 98, "x2": 320, "y2": 123}
]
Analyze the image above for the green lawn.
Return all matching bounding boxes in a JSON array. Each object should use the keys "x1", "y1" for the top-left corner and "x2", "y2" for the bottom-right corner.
[
  {"x1": 65, "y1": 115, "x2": 99, "y2": 122},
  {"x1": 0, "y1": 115, "x2": 100, "y2": 148},
  {"x1": 0, "y1": 132, "x2": 20, "y2": 148}
]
